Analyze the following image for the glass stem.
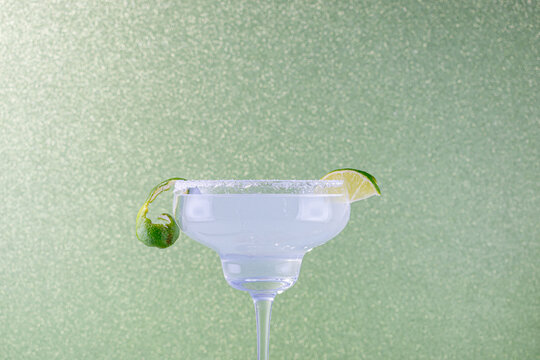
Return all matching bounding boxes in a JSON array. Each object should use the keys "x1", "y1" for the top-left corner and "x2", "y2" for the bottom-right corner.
[{"x1": 251, "y1": 293, "x2": 275, "y2": 360}]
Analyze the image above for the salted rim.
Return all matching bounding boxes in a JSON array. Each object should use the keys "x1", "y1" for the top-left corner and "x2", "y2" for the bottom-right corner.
[{"x1": 173, "y1": 179, "x2": 344, "y2": 194}]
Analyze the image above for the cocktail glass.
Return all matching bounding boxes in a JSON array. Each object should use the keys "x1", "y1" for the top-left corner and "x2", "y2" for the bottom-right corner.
[{"x1": 173, "y1": 180, "x2": 350, "y2": 360}]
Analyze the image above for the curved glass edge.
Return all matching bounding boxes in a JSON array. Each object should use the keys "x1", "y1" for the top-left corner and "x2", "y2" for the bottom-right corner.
[{"x1": 173, "y1": 180, "x2": 345, "y2": 195}]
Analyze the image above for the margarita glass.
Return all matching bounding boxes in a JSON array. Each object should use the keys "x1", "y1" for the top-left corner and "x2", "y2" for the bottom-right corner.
[{"x1": 173, "y1": 180, "x2": 350, "y2": 360}]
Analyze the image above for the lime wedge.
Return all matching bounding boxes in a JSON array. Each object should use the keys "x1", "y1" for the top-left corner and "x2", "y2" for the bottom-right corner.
[{"x1": 321, "y1": 168, "x2": 381, "y2": 202}]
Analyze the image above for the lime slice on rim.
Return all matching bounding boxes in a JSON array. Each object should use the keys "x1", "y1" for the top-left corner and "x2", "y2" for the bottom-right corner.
[{"x1": 321, "y1": 168, "x2": 381, "y2": 202}]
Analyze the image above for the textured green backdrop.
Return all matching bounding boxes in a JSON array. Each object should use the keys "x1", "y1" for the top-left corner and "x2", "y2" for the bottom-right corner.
[{"x1": 1, "y1": 1, "x2": 538, "y2": 359}]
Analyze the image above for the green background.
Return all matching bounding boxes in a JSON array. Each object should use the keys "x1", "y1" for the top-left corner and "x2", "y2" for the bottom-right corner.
[{"x1": 1, "y1": 1, "x2": 538, "y2": 359}]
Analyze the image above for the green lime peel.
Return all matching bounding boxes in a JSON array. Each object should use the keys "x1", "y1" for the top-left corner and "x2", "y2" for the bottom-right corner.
[{"x1": 135, "y1": 177, "x2": 184, "y2": 248}]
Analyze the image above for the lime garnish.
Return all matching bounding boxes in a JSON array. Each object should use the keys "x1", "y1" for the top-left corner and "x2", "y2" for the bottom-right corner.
[
  {"x1": 135, "y1": 177, "x2": 185, "y2": 248},
  {"x1": 321, "y1": 169, "x2": 380, "y2": 202}
]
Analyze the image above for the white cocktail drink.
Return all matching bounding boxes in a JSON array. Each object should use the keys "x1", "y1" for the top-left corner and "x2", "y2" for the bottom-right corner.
[
  {"x1": 173, "y1": 180, "x2": 350, "y2": 360},
  {"x1": 137, "y1": 172, "x2": 379, "y2": 359},
  {"x1": 178, "y1": 192, "x2": 350, "y2": 294}
]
